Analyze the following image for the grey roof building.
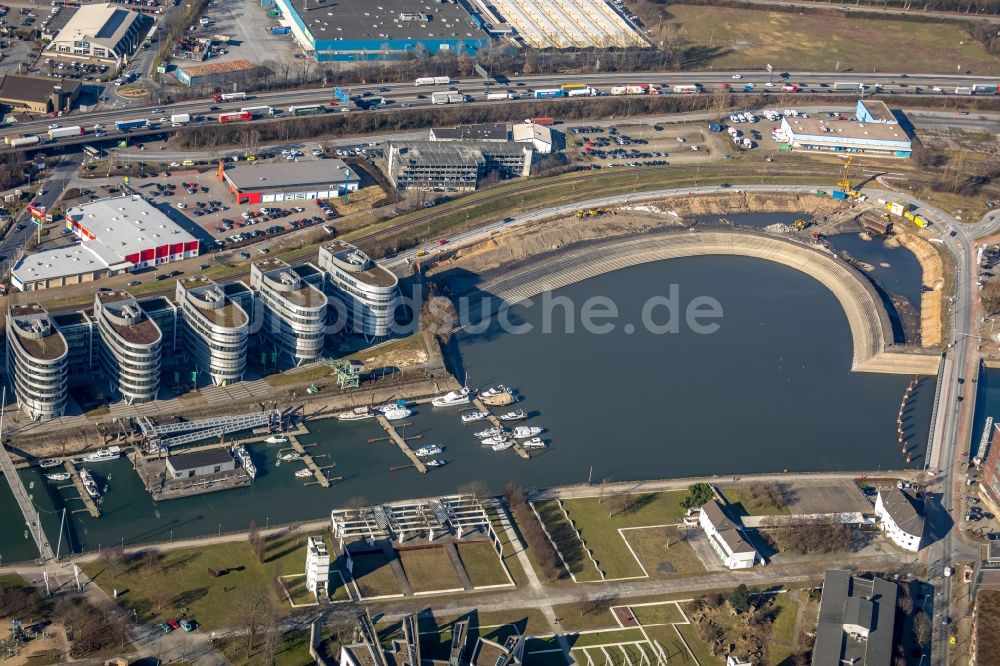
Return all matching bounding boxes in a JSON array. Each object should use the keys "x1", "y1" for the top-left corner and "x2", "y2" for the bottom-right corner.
[
  {"x1": 46, "y1": 4, "x2": 153, "y2": 63},
  {"x1": 430, "y1": 123, "x2": 511, "y2": 142},
  {"x1": 386, "y1": 140, "x2": 532, "y2": 191},
  {"x1": 813, "y1": 570, "x2": 897, "y2": 666},
  {"x1": 166, "y1": 448, "x2": 237, "y2": 479},
  {"x1": 874, "y1": 485, "x2": 925, "y2": 552},
  {"x1": 0, "y1": 74, "x2": 82, "y2": 114}
]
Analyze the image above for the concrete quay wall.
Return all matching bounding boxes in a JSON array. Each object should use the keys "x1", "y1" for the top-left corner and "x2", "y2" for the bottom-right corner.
[{"x1": 475, "y1": 230, "x2": 941, "y2": 376}]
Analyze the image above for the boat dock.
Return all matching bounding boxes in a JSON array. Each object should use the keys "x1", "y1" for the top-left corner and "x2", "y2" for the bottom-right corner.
[
  {"x1": 65, "y1": 461, "x2": 101, "y2": 518},
  {"x1": 471, "y1": 398, "x2": 530, "y2": 460},
  {"x1": 284, "y1": 435, "x2": 338, "y2": 487},
  {"x1": 374, "y1": 414, "x2": 428, "y2": 473}
]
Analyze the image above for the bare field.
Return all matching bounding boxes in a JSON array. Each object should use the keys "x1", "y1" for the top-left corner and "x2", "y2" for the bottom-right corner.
[{"x1": 660, "y1": 5, "x2": 1000, "y2": 75}]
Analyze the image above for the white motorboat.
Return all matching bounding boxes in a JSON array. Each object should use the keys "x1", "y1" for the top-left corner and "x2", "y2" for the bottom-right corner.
[
  {"x1": 279, "y1": 452, "x2": 301, "y2": 462},
  {"x1": 491, "y1": 439, "x2": 514, "y2": 452},
  {"x1": 481, "y1": 388, "x2": 516, "y2": 407},
  {"x1": 479, "y1": 385, "x2": 507, "y2": 398},
  {"x1": 294, "y1": 469, "x2": 312, "y2": 478},
  {"x1": 498, "y1": 410, "x2": 527, "y2": 421},
  {"x1": 425, "y1": 459, "x2": 447, "y2": 468},
  {"x1": 383, "y1": 407, "x2": 412, "y2": 421},
  {"x1": 39, "y1": 459, "x2": 61, "y2": 469},
  {"x1": 475, "y1": 427, "x2": 503, "y2": 439},
  {"x1": 336, "y1": 406, "x2": 373, "y2": 421},
  {"x1": 512, "y1": 426, "x2": 542, "y2": 439},
  {"x1": 481, "y1": 435, "x2": 510, "y2": 447},
  {"x1": 414, "y1": 444, "x2": 443, "y2": 457},
  {"x1": 378, "y1": 401, "x2": 409, "y2": 413},
  {"x1": 232, "y1": 444, "x2": 256, "y2": 479},
  {"x1": 79, "y1": 469, "x2": 100, "y2": 499},
  {"x1": 83, "y1": 446, "x2": 121, "y2": 463},
  {"x1": 521, "y1": 437, "x2": 546, "y2": 449},
  {"x1": 265, "y1": 434, "x2": 289, "y2": 444},
  {"x1": 432, "y1": 387, "x2": 472, "y2": 407},
  {"x1": 45, "y1": 472, "x2": 71, "y2": 482},
  {"x1": 461, "y1": 410, "x2": 488, "y2": 423}
]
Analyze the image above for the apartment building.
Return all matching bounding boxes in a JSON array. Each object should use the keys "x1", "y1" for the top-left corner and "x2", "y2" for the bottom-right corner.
[
  {"x1": 175, "y1": 277, "x2": 251, "y2": 387},
  {"x1": 6, "y1": 304, "x2": 69, "y2": 420},
  {"x1": 93, "y1": 290, "x2": 163, "y2": 404},
  {"x1": 249, "y1": 259, "x2": 328, "y2": 366},
  {"x1": 318, "y1": 240, "x2": 399, "y2": 340}
]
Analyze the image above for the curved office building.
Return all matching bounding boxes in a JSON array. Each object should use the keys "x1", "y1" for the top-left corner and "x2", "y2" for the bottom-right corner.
[
  {"x1": 6, "y1": 303, "x2": 68, "y2": 420},
  {"x1": 318, "y1": 240, "x2": 399, "y2": 340},
  {"x1": 250, "y1": 258, "x2": 327, "y2": 365},
  {"x1": 175, "y1": 277, "x2": 250, "y2": 386},
  {"x1": 94, "y1": 290, "x2": 162, "y2": 404}
]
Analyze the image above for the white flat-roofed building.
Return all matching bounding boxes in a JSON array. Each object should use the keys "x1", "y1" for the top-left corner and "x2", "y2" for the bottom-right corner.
[
  {"x1": 250, "y1": 258, "x2": 327, "y2": 365},
  {"x1": 305, "y1": 536, "x2": 330, "y2": 599},
  {"x1": 699, "y1": 500, "x2": 758, "y2": 569},
  {"x1": 318, "y1": 240, "x2": 399, "y2": 340},
  {"x1": 94, "y1": 289, "x2": 163, "y2": 404},
  {"x1": 6, "y1": 303, "x2": 69, "y2": 420},
  {"x1": 223, "y1": 160, "x2": 360, "y2": 205},
  {"x1": 512, "y1": 123, "x2": 555, "y2": 154},
  {"x1": 175, "y1": 277, "x2": 250, "y2": 387},
  {"x1": 12, "y1": 196, "x2": 199, "y2": 292},
  {"x1": 779, "y1": 114, "x2": 911, "y2": 158},
  {"x1": 46, "y1": 3, "x2": 153, "y2": 63},
  {"x1": 874, "y1": 486, "x2": 925, "y2": 552}
]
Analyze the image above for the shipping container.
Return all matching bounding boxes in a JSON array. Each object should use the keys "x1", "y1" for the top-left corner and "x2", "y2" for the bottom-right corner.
[
  {"x1": 533, "y1": 88, "x2": 565, "y2": 99},
  {"x1": 115, "y1": 119, "x2": 149, "y2": 131},
  {"x1": 213, "y1": 91, "x2": 247, "y2": 102},
  {"x1": 270, "y1": 25, "x2": 290, "y2": 34},
  {"x1": 831, "y1": 190, "x2": 849, "y2": 200},
  {"x1": 47, "y1": 125, "x2": 84, "y2": 139},
  {"x1": 170, "y1": 113, "x2": 191, "y2": 124},
  {"x1": 219, "y1": 111, "x2": 253, "y2": 123},
  {"x1": 525, "y1": 117, "x2": 555, "y2": 126},
  {"x1": 903, "y1": 210, "x2": 916, "y2": 222},
  {"x1": 5, "y1": 135, "x2": 40, "y2": 147}
]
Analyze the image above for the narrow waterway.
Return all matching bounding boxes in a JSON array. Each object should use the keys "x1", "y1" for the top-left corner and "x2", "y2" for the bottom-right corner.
[{"x1": 0, "y1": 245, "x2": 935, "y2": 564}]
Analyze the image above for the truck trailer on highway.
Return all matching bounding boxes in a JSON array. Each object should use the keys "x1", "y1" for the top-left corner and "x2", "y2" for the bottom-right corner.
[
  {"x1": 415, "y1": 76, "x2": 450, "y2": 86},
  {"x1": 832, "y1": 82, "x2": 863, "y2": 91},
  {"x1": 486, "y1": 91, "x2": 515, "y2": 100},
  {"x1": 5, "y1": 135, "x2": 40, "y2": 148},
  {"x1": 219, "y1": 111, "x2": 252, "y2": 123},
  {"x1": 115, "y1": 119, "x2": 149, "y2": 132},
  {"x1": 671, "y1": 84, "x2": 701, "y2": 94},
  {"x1": 533, "y1": 88, "x2": 565, "y2": 99},
  {"x1": 47, "y1": 126, "x2": 84, "y2": 139},
  {"x1": 170, "y1": 113, "x2": 191, "y2": 124},
  {"x1": 431, "y1": 92, "x2": 467, "y2": 104},
  {"x1": 213, "y1": 91, "x2": 247, "y2": 102}
]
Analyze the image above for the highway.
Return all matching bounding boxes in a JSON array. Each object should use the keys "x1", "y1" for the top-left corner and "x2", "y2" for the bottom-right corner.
[{"x1": 2, "y1": 70, "x2": 998, "y2": 151}]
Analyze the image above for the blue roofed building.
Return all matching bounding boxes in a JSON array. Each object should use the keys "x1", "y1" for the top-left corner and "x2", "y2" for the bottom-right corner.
[
  {"x1": 273, "y1": 0, "x2": 489, "y2": 62},
  {"x1": 778, "y1": 99, "x2": 911, "y2": 158}
]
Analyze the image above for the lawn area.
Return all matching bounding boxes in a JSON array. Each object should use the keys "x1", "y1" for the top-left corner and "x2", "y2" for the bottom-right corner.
[
  {"x1": 485, "y1": 506, "x2": 529, "y2": 586},
  {"x1": 720, "y1": 486, "x2": 791, "y2": 517},
  {"x1": 282, "y1": 571, "x2": 351, "y2": 605},
  {"x1": 457, "y1": 541, "x2": 511, "y2": 588},
  {"x1": 643, "y1": 625, "x2": 697, "y2": 666},
  {"x1": 659, "y1": 5, "x2": 1000, "y2": 75},
  {"x1": 347, "y1": 551, "x2": 403, "y2": 598},
  {"x1": 219, "y1": 626, "x2": 313, "y2": 666},
  {"x1": 534, "y1": 500, "x2": 602, "y2": 582},
  {"x1": 631, "y1": 602, "x2": 686, "y2": 626},
  {"x1": 769, "y1": 592, "x2": 800, "y2": 666},
  {"x1": 83, "y1": 532, "x2": 321, "y2": 631},
  {"x1": 552, "y1": 601, "x2": 623, "y2": 632},
  {"x1": 675, "y1": 623, "x2": 722, "y2": 666},
  {"x1": 570, "y1": 628, "x2": 647, "y2": 649},
  {"x1": 622, "y1": 527, "x2": 705, "y2": 578},
  {"x1": 397, "y1": 547, "x2": 463, "y2": 593},
  {"x1": 557, "y1": 492, "x2": 688, "y2": 580}
]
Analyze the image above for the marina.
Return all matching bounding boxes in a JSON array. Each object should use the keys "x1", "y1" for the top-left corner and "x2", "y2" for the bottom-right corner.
[
  {"x1": 375, "y1": 413, "x2": 428, "y2": 474},
  {"x1": 69, "y1": 463, "x2": 101, "y2": 517}
]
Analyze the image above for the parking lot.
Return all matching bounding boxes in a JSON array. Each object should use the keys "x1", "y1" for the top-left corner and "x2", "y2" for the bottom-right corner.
[
  {"x1": 174, "y1": 0, "x2": 299, "y2": 70},
  {"x1": 568, "y1": 122, "x2": 714, "y2": 167}
]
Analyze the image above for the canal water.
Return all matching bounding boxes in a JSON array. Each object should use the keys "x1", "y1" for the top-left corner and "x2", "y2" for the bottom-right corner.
[{"x1": 0, "y1": 235, "x2": 937, "y2": 563}]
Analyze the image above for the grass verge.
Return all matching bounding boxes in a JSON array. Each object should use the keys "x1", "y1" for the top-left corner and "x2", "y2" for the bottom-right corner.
[
  {"x1": 457, "y1": 541, "x2": 510, "y2": 588},
  {"x1": 397, "y1": 547, "x2": 463, "y2": 592}
]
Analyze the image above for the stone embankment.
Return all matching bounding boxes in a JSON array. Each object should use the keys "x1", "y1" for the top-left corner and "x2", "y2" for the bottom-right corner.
[{"x1": 457, "y1": 229, "x2": 940, "y2": 376}]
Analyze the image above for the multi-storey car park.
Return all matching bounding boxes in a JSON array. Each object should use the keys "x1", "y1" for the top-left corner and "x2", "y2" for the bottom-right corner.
[
  {"x1": 249, "y1": 258, "x2": 328, "y2": 366},
  {"x1": 318, "y1": 241, "x2": 400, "y2": 341},
  {"x1": 93, "y1": 290, "x2": 164, "y2": 405},
  {"x1": 175, "y1": 277, "x2": 253, "y2": 387},
  {"x1": 5, "y1": 304, "x2": 69, "y2": 421}
]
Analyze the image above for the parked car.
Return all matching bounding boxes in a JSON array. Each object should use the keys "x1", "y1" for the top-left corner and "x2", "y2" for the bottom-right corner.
[{"x1": 126, "y1": 280, "x2": 141, "y2": 287}]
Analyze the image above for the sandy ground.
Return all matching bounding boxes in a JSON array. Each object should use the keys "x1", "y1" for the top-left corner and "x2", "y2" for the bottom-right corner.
[
  {"x1": 0, "y1": 617, "x2": 70, "y2": 666},
  {"x1": 892, "y1": 227, "x2": 945, "y2": 347}
]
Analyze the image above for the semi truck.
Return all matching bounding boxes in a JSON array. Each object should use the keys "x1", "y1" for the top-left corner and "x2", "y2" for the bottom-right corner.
[
  {"x1": 486, "y1": 91, "x2": 514, "y2": 100},
  {"x1": 213, "y1": 91, "x2": 247, "y2": 102},
  {"x1": 431, "y1": 92, "x2": 466, "y2": 104},
  {"x1": 240, "y1": 106, "x2": 274, "y2": 117},
  {"x1": 415, "y1": 76, "x2": 450, "y2": 86},
  {"x1": 560, "y1": 83, "x2": 588, "y2": 92},
  {"x1": 533, "y1": 88, "x2": 565, "y2": 99},
  {"x1": 973, "y1": 84, "x2": 999, "y2": 94},
  {"x1": 47, "y1": 125, "x2": 84, "y2": 139},
  {"x1": 954, "y1": 86, "x2": 974, "y2": 95},
  {"x1": 567, "y1": 87, "x2": 597, "y2": 97},
  {"x1": 170, "y1": 113, "x2": 191, "y2": 124},
  {"x1": 833, "y1": 82, "x2": 862, "y2": 91},
  {"x1": 5, "y1": 135, "x2": 40, "y2": 147},
  {"x1": 525, "y1": 117, "x2": 555, "y2": 126},
  {"x1": 115, "y1": 119, "x2": 149, "y2": 131},
  {"x1": 219, "y1": 111, "x2": 252, "y2": 123},
  {"x1": 671, "y1": 84, "x2": 701, "y2": 94},
  {"x1": 611, "y1": 83, "x2": 651, "y2": 95}
]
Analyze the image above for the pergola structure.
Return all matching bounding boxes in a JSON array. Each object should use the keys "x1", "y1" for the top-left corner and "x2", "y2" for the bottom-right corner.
[{"x1": 331, "y1": 494, "x2": 493, "y2": 545}]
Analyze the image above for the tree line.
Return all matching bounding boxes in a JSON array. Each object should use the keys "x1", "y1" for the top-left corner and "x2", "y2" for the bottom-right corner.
[{"x1": 502, "y1": 482, "x2": 565, "y2": 581}]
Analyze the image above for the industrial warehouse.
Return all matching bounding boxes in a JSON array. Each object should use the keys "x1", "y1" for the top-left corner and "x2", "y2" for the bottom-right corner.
[
  {"x1": 777, "y1": 100, "x2": 912, "y2": 157},
  {"x1": 223, "y1": 160, "x2": 361, "y2": 204},
  {"x1": 5, "y1": 241, "x2": 400, "y2": 418},
  {"x1": 45, "y1": 3, "x2": 153, "y2": 63},
  {"x1": 11, "y1": 197, "x2": 200, "y2": 292},
  {"x1": 0, "y1": 74, "x2": 82, "y2": 114}
]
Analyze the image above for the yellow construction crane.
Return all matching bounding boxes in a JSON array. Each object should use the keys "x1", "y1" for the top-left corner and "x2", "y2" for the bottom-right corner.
[{"x1": 838, "y1": 156, "x2": 862, "y2": 199}]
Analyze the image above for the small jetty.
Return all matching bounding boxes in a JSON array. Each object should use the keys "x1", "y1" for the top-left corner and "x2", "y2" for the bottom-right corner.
[
  {"x1": 471, "y1": 398, "x2": 530, "y2": 460},
  {"x1": 65, "y1": 461, "x2": 101, "y2": 518},
  {"x1": 283, "y1": 435, "x2": 338, "y2": 487},
  {"x1": 375, "y1": 413, "x2": 428, "y2": 473}
]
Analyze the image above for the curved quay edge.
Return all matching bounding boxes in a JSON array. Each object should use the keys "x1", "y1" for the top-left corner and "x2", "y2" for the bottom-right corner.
[{"x1": 468, "y1": 230, "x2": 941, "y2": 376}]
